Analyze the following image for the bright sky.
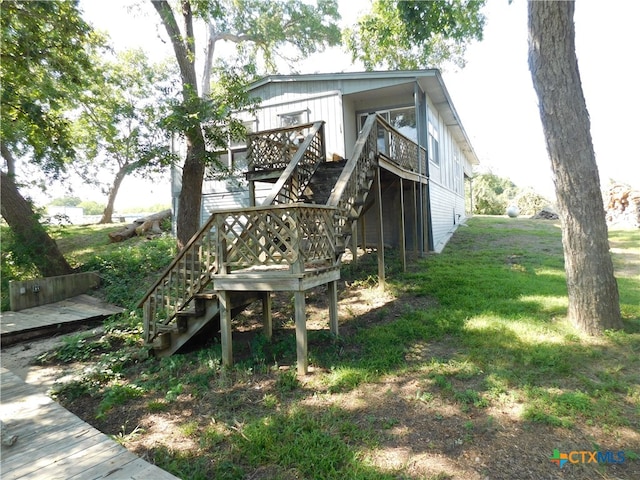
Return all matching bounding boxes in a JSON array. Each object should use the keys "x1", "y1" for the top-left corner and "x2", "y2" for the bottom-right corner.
[{"x1": 75, "y1": 0, "x2": 639, "y2": 208}]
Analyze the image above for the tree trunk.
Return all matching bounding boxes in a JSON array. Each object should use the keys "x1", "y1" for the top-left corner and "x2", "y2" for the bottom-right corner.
[
  {"x1": 152, "y1": 0, "x2": 206, "y2": 248},
  {"x1": 176, "y1": 138, "x2": 206, "y2": 248},
  {"x1": 528, "y1": 0, "x2": 622, "y2": 334},
  {"x1": 99, "y1": 168, "x2": 126, "y2": 224},
  {"x1": 1, "y1": 172, "x2": 74, "y2": 277}
]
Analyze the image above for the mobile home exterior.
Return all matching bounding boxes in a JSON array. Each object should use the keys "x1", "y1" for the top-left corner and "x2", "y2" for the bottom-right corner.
[{"x1": 177, "y1": 69, "x2": 479, "y2": 253}]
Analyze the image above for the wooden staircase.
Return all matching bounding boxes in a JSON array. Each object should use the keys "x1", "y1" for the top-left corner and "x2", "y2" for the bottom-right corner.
[{"x1": 139, "y1": 114, "x2": 425, "y2": 370}]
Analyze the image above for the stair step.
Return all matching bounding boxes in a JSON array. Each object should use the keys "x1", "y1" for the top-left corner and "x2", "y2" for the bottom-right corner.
[
  {"x1": 194, "y1": 292, "x2": 218, "y2": 300},
  {"x1": 156, "y1": 323, "x2": 178, "y2": 333}
]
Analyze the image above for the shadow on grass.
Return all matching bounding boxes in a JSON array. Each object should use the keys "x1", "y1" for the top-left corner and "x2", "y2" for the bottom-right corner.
[{"x1": 86, "y1": 218, "x2": 640, "y2": 479}]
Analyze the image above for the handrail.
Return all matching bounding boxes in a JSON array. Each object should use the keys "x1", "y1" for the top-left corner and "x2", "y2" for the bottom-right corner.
[
  {"x1": 327, "y1": 115, "x2": 378, "y2": 242},
  {"x1": 374, "y1": 115, "x2": 427, "y2": 172},
  {"x1": 140, "y1": 203, "x2": 338, "y2": 343},
  {"x1": 262, "y1": 121, "x2": 325, "y2": 206},
  {"x1": 327, "y1": 114, "x2": 427, "y2": 239}
]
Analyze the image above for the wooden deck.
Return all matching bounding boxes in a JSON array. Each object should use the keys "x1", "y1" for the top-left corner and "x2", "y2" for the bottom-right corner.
[
  {"x1": 0, "y1": 294, "x2": 123, "y2": 346},
  {"x1": 0, "y1": 368, "x2": 179, "y2": 480}
]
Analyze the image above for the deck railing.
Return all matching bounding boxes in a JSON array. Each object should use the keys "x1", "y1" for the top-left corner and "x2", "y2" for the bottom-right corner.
[
  {"x1": 247, "y1": 122, "x2": 321, "y2": 172},
  {"x1": 375, "y1": 115, "x2": 427, "y2": 172},
  {"x1": 327, "y1": 114, "x2": 427, "y2": 241},
  {"x1": 261, "y1": 121, "x2": 326, "y2": 205},
  {"x1": 140, "y1": 204, "x2": 337, "y2": 343}
]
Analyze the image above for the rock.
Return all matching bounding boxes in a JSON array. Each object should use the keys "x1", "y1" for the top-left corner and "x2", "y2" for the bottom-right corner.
[{"x1": 531, "y1": 208, "x2": 559, "y2": 220}]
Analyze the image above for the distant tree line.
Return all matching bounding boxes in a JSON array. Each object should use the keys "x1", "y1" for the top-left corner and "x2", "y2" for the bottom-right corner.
[{"x1": 468, "y1": 173, "x2": 552, "y2": 216}]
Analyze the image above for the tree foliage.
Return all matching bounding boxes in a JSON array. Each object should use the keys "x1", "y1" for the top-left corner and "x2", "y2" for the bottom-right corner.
[
  {"x1": 74, "y1": 49, "x2": 177, "y2": 223},
  {"x1": 346, "y1": 0, "x2": 485, "y2": 70},
  {"x1": 199, "y1": 0, "x2": 341, "y2": 76},
  {"x1": 1, "y1": 0, "x2": 101, "y2": 277},
  {"x1": 471, "y1": 173, "x2": 517, "y2": 215},
  {"x1": 1, "y1": 0, "x2": 100, "y2": 175},
  {"x1": 471, "y1": 173, "x2": 551, "y2": 216}
]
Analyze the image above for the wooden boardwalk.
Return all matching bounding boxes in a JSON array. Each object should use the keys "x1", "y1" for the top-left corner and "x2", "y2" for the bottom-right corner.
[
  {"x1": 0, "y1": 368, "x2": 179, "y2": 480},
  {"x1": 0, "y1": 294, "x2": 124, "y2": 345}
]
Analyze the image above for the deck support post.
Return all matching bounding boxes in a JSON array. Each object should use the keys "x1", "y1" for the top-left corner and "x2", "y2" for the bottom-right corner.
[
  {"x1": 374, "y1": 167, "x2": 385, "y2": 287},
  {"x1": 399, "y1": 178, "x2": 406, "y2": 272},
  {"x1": 262, "y1": 292, "x2": 273, "y2": 340},
  {"x1": 360, "y1": 215, "x2": 367, "y2": 255},
  {"x1": 351, "y1": 220, "x2": 358, "y2": 266},
  {"x1": 219, "y1": 291, "x2": 233, "y2": 367},
  {"x1": 413, "y1": 182, "x2": 419, "y2": 256},
  {"x1": 328, "y1": 280, "x2": 339, "y2": 336},
  {"x1": 294, "y1": 291, "x2": 307, "y2": 375}
]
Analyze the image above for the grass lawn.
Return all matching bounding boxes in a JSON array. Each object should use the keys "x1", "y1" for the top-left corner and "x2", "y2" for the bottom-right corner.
[{"x1": 18, "y1": 216, "x2": 640, "y2": 479}]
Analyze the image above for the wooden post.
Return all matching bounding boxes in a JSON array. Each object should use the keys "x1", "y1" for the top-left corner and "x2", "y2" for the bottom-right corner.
[
  {"x1": 249, "y1": 179, "x2": 256, "y2": 207},
  {"x1": 262, "y1": 292, "x2": 273, "y2": 340},
  {"x1": 399, "y1": 178, "x2": 406, "y2": 272},
  {"x1": 351, "y1": 220, "x2": 358, "y2": 266},
  {"x1": 219, "y1": 291, "x2": 233, "y2": 367},
  {"x1": 328, "y1": 280, "x2": 339, "y2": 336},
  {"x1": 375, "y1": 168, "x2": 385, "y2": 287},
  {"x1": 294, "y1": 291, "x2": 307, "y2": 375},
  {"x1": 413, "y1": 182, "x2": 419, "y2": 256}
]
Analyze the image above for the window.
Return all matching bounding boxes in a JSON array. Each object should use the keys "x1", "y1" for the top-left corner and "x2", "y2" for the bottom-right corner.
[
  {"x1": 428, "y1": 114, "x2": 439, "y2": 166},
  {"x1": 279, "y1": 109, "x2": 309, "y2": 127},
  {"x1": 389, "y1": 108, "x2": 417, "y2": 142},
  {"x1": 358, "y1": 107, "x2": 417, "y2": 155},
  {"x1": 230, "y1": 119, "x2": 257, "y2": 149}
]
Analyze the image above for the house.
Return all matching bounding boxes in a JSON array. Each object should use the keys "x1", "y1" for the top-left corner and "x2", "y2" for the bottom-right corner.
[
  {"x1": 153, "y1": 70, "x2": 480, "y2": 373},
  {"x1": 179, "y1": 69, "x2": 480, "y2": 253}
]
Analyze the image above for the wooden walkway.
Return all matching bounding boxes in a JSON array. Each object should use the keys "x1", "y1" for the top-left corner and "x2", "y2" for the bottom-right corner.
[
  {"x1": 0, "y1": 368, "x2": 179, "y2": 480},
  {"x1": 0, "y1": 294, "x2": 124, "y2": 345}
]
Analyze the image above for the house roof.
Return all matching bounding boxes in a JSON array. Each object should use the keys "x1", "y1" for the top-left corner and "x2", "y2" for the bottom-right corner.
[{"x1": 248, "y1": 70, "x2": 480, "y2": 166}]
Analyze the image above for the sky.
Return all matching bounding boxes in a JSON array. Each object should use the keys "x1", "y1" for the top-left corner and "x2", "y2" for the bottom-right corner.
[{"x1": 72, "y1": 0, "x2": 639, "y2": 208}]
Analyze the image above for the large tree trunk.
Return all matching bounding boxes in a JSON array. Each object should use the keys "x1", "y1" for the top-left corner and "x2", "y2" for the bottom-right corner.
[
  {"x1": 528, "y1": 0, "x2": 623, "y2": 334},
  {"x1": 176, "y1": 137, "x2": 206, "y2": 248},
  {"x1": 99, "y1": 168, "x2": 126, "y2": 224},
  {"x1": 152, "y1": 0, "x2": 206, "y2": 248},
  {"x1": 1, "y1": 172, "x2": 74, "y2": 277}
]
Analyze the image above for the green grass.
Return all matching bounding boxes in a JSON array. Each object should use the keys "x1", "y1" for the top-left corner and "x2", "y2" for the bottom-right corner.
[
  {"x1": 13, "y1": 216, "x2": 640, "y2": 478},
  {"x1": 1, "y1": 222, "x2": 176, "y2": 311}
]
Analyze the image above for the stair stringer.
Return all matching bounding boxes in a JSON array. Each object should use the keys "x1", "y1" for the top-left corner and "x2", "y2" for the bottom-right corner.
[
  {"x1": 153, "y1": 291, "x2": 264, "y2": 357},
  {"x1": 153, "y1": 296, "x2": 221, "y2": 358}
]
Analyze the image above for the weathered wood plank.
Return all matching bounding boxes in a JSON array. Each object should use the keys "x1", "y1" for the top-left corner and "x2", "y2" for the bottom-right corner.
[
  {"x1": 8, "y1": 272, "x2": 101, "y2": 311},
  {"x1": 0, "y1": 294, "x2": 123, "y2": 344},
  {"x1": 0, "y1": 369, "x2": 178, "y2": 480}
]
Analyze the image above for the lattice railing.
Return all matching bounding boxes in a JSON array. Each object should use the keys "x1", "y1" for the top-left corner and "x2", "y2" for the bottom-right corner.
[
  {"x1": 139, "y1": 204, "x2": 337, "y2": 343},
  {"x1": 221, "y1": 204, "x2": 336, "y2": 270},
  {"x1": 255, "y1": 121, "x2": 325, "y2": 206},
  {"x1": 246, "y1": 122, "x2": 319, "y2": 172}
]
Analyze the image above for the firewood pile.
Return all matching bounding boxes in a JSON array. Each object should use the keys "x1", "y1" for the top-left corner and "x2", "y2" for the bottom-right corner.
[
  {"x1": 605, "y1": 184, "x2": 640, "y2": 228},
  {"x1": 531, "y1": 208, "x2": 559, "y2": 220}
]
